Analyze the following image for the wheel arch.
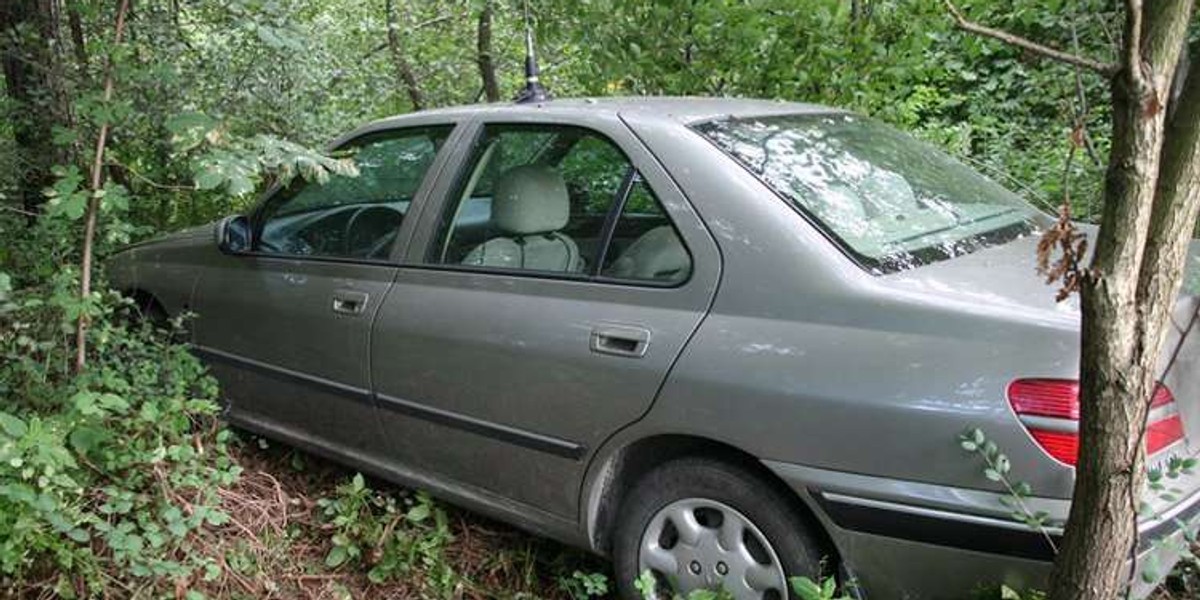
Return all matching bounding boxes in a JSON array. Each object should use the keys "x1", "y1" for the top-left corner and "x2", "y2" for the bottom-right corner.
[{"x1": 583, "y1": 433, "x2": 841, "y2": 569}]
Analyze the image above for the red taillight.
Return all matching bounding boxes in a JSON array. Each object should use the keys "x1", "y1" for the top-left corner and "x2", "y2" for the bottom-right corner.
[
  {"x1": 1028, "y1": 430, "x2": 1080, "y2": 465},
  {"x1": 1007, "y1": 379, "x2": 1183, "y2": 466},
  {"x1": 1148, "y1": 414, "x2": 1185, "y2": 455},
  {"x1": 1008, "y1": 379, "x2": 1080, "y2": 419}
]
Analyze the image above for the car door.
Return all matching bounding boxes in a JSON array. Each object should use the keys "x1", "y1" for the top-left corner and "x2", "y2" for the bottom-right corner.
[
  {"x1": 370, "y1": 115, "x2": 721, "y2": 518},
  {"x1": 191, "y1": 124, "x2": 458, "y2": 457}
]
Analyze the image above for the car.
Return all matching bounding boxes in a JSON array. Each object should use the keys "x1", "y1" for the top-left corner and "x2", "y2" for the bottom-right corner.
[{"x1": 107, "y1": 97, "x2": 1200, "y2": 600}]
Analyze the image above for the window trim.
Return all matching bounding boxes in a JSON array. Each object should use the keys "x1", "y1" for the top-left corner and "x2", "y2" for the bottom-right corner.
[
  {"x1": 420, "y1": 122, "x2": 694, "y2": 289},
  {"x1": 244, "y1": 124, "x2": 457, "y2": 265}
]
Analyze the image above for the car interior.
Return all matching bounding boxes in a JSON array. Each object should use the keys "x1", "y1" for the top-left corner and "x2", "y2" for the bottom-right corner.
[{"x1": 438, "y1": 126, "x2": 692, "y2": 284}]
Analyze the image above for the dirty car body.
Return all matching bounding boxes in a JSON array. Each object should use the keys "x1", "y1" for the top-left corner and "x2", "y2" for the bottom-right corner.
[{"x1": 108, "y1": 98, "x2": 1200, "y2": 599}]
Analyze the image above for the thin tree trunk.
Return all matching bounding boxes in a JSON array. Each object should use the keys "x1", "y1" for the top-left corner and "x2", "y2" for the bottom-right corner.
[
  {"x1": 476, "y1": 0, "x2": 500, "y2": 102},
  {"x1": 1, "y1": 0, "x2": 73, "y2": 220},
  {"x1": 74, "y1": 0, "x2": 130, "y2": 373},
  {"x1": 1048, "y1": 2, "x2": 1197, "y2": 599},
  {"x1": 385, "y1": 0, "x2": 425, "y2": 111},
  {"x1": 66, "y1": 3, "x2": 88, "y2": 77}
]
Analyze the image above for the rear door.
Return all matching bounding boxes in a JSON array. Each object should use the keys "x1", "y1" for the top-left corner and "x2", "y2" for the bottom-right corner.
[
  {"x1": 191, "y1": 124, "x2": 458, "y2": 457},
  {"x1": 370, "y1": 114, "x2": 720, "y2": 518}
]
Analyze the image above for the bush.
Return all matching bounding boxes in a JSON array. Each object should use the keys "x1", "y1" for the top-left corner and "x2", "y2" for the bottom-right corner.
[{"x1": 0, "y1": 262, "x2": 239, "y2": 597}]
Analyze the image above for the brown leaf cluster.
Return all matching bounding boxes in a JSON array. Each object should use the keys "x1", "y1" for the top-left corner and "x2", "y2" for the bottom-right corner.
[{"x1": 1037, "y1": 204, "x2": 1090, "y2": 302}]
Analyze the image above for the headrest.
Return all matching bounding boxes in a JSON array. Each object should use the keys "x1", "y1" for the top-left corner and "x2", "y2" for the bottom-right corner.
[
  {"x1": 610, "y1": 226, "x2": 691, "y2": 282},
  {"x1": 492, "y1": 165, "x2": 570, "y2": 235}
]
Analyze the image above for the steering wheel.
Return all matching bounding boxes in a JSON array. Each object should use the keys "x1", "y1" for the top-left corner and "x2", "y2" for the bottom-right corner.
[{"x1": 344, "y1": 205, "x2": 402, "y2": 259}]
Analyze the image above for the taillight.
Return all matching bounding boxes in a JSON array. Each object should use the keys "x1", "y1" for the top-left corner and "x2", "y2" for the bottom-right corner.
[{"x1": 1007, "y1": 379, "x2": 1183, "y2": 466}]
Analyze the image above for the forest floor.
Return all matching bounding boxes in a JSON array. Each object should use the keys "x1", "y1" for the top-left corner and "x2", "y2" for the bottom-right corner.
[
  {"x1": 201, "y1": 432, "x2": 1200, "y2": 600},
  {"x1": 194, "y1": 433, "x2": 605, "y2": 600}
]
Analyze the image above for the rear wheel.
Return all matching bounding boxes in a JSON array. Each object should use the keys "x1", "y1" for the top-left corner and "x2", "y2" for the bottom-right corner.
[{"x1": 613, "y1": 457, "x2": 828, "y2": 600}]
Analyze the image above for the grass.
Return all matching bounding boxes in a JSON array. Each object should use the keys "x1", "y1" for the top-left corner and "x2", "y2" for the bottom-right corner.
[{"x1": 192, "y1": 432, "x2": 606, "y2": 600}]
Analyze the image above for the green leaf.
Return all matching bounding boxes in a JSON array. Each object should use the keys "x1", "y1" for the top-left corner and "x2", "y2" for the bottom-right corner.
[
  {"x1": 325, "y1": 545, "x2": 348, "y2": 568},
  {"x1": 166, "y1": 111, "x2": 218, "y2": 152},
  {"x1": 407, "y1": 502, "x2": 431, "y2": 523},
  {"x1": 789, "y1": 576, "x2": 824, "y2": 600},
  {"x1": 0, "y1": 411, "x2": 28, "y2": 438},
  {"x1": 69, "y1": 426, "x2": 109, "y2": 455},
  {"x1": 984, "y1": 468, "x2": 1002, "y2": 482}
]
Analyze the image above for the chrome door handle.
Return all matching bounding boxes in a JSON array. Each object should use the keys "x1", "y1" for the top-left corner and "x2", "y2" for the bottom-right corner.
[
  {"x1": 331, "y1": 290, "x2": 369, "y2": 315},
  {"x1": 590, "y1": 325, "x2": 651, "y2": 358}
]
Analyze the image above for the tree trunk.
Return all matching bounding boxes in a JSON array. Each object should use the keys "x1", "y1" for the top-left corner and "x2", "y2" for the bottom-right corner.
[
  {"x1": 384, "y1": 0, "x2": 425, "y2": 111},
  {"x1": 1048, "y1": 2, "x2": 1198, "y2": 599},
  {"x1": 476, "y1": 0, "x2": 500, "y2": 103},
  {"x1": 1, "y1": 0, "x2": 73, "y2": 219}
]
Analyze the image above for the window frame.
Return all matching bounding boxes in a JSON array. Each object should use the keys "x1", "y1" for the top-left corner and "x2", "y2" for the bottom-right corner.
[
  {"x1": 243, "y1": 123, "x2": 459, "y2": 266},
  {"x1": 417, "y1": 121, "x2": 694, "y2": 289}
]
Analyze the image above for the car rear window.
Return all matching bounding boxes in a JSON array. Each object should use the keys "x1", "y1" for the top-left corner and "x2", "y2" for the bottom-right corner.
[{"x1": 694, "y1": 113, "x2": 1045, "y2": 274}]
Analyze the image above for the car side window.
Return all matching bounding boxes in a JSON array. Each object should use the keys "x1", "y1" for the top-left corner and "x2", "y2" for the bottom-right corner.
[
  {"x1": 256, "y1": 125, "x2": 452, "y2": 260},
  {"x1": 600, "y1": 176, "x2": 692, "y2": 284},
  {"x1": 432, "y1": 125, "x2": 630, "y2": 274}
]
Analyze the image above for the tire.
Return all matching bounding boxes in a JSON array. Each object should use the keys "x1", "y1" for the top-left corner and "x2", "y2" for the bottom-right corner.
[{"x1": 613, "y1": 457, "x2": 829, "y2": 600}]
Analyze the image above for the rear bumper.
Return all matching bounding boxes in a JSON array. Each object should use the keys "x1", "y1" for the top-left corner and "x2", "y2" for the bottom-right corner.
[{"x1": 764, "y1": 460, "x2": 1200, "y2": 599}]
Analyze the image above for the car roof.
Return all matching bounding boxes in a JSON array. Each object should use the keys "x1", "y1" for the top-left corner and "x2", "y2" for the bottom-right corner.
[{"x1": 363, "y1": 96, "x2": 842, "y2": 129}]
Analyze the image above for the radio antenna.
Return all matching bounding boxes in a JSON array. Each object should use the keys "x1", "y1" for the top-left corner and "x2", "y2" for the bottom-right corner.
[{"x1": 514, "y1": 0, "x2": 550, "y2": 104}]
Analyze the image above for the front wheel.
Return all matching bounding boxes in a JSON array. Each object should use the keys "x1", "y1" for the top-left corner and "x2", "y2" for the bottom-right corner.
[{"x1": 613, "y1": 457, "x2": 830, "y2": 600}]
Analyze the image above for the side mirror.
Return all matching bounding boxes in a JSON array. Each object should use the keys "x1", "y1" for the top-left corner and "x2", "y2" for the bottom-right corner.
[{"x1": 215, "y1": 215, "x2": 252, "y2": 254}]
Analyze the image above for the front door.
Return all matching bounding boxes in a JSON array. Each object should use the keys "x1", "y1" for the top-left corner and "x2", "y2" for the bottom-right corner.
[
  {"x1": 371, "y1": 118, "x2": 720, "y2": 517},
  {"x1": 192, "y1": 124, "x2": 455, "y2": 456}
]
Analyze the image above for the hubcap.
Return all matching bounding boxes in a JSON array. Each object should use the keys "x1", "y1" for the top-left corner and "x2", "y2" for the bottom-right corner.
[{"x1": 637, "y1": 498, "x2": 787, "y2": 600}]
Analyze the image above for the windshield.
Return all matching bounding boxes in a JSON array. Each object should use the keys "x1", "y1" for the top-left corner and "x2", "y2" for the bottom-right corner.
[{"x1": 695, "y1": 113, "x2": 1046, "y2": 273}]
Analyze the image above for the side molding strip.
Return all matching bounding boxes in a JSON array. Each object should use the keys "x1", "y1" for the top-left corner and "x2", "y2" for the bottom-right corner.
[
  {"x1": 191, "y1": 345, "x2": 374, "y2": 405},
  {"x1": 815, "y1": 491, "x2": 1060, "y2": 562},
  {"x1": 375, "y1": 392, "x2": 586, "y2": 461},
  {"x1": 190, "y1": 345, "x2": 586, "y2": 461}
]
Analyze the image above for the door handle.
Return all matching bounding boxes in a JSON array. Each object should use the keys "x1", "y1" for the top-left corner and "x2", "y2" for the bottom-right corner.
[
  {"x1": 590, "y1": 325, "x2": 651, "y2": 358},
  {"x1": 331, "y1": 290, "x2": 369, "y2": 315}
]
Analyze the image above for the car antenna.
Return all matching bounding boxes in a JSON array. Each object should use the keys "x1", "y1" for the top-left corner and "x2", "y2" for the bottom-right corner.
[{"x1": 513, "y1": 0, "x2": 550, "y2": 104}]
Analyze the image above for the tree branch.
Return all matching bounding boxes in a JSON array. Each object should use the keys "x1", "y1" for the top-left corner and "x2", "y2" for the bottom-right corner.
[
  {"x1": 943, "y1": 1, "x2": 1118, "y2": 77},
  {"x1": 476, "y1": 0, "x2": 500, "y2": 103},
  {"x1": 385, "y1": 0, "x2": 426, "y2": 111}
]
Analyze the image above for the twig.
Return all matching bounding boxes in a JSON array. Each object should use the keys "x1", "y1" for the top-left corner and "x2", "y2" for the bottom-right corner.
[
  {"x1": 943, "y1": 0, "x2": 1118, "y2": 77},
  {"x1": 75, "y1": 0, "x2": 131, "y2": 373},
  {"x1": 0, "y1": 205, "x2": 41, "y2": 217},
  {"x1": 1069, "y1": 17, "x2": 1104, "y2": 170},
  {"x1": 105, "y1": 161, "x2": 195, "y2": 192}
]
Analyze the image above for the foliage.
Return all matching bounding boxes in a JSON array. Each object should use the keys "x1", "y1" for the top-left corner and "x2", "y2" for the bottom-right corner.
[
  {"x1": 0, "y1": 244, "x2": 239, "y2": 595},
  {"x1": 558, "y1": 569, "x2": 610, "y2": 599},
  {"x1": 959, "y1": 428, "x2": 1053, "y2": 536},
  {"x1": 316, "y1": 473, "x2": 458, "y2": 594},
  {"x1": 632, "y1": 569, "x2": 854, "y2": 600}
]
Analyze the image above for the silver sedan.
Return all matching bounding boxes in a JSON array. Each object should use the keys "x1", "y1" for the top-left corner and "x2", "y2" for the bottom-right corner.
[{"x1": 109, "y1": 97, "x2": 1200, "y2": 600}]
